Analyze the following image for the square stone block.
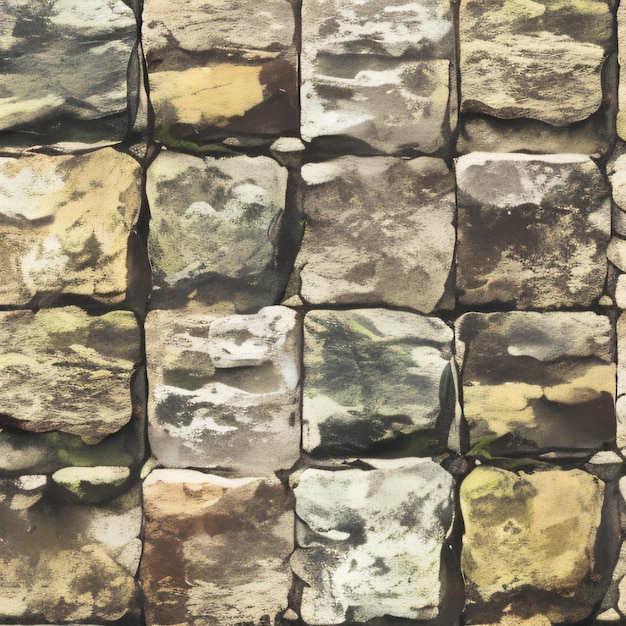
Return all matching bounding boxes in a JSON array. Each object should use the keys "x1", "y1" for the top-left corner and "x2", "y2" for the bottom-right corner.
[
  {"x1": 292, "y1": 156, "x2": 455, "y2": 311},
  {"x1": 303, "y1": 309, "x2": 453, "y2": 457},
  {"x1": 291, "y1": 458, "x2": 456, "y2": 624},
  {"x1": 456, "y1": 153, "x2": 610, "y2": 309},
  {"x1": 145, "y1": 305, "x2": 300, "y2": 474},
  {"x1": 301, "y1": 0, "x2": 455, "y2": 154},
  {"x1": 456, "y1": 311, "x2": 615, "y2": 456},
  {"x1": 140, "y1": 469, "x2": 293, "y2": 626}
]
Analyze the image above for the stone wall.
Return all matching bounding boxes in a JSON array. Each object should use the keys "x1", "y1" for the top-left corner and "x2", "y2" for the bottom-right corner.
[{"x1": 0, "y1": 1, "x2": 625, "y2": 625}]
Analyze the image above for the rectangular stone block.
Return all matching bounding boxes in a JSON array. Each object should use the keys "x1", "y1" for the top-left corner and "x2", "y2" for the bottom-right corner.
[
  {"x1": 140, "y1": 469, "x2": 293, "y2": 626},
  {"x1": 145, "y1": 305, "x2": 300, "y2": 474}
]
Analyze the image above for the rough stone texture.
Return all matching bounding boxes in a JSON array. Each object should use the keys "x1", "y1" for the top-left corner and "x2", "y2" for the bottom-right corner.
[
  {"x1": 617, "y1": 314, "x2": 626, "y2": 451},
  {"x1": 145, "y1": 306, "x2": 300, "y2": 474},
  {"x1": 456, "y1": 312, "x2": 615, "y2": 456},
  {"x1": 51, "y1": 466, "x2": 132, "y2": 504},
  {"x1": 303, "y1": 309, "x2": 453, "y2": 456},
  {"x1": 292, "y1": 156, "x2": 455, "y2": 310},
  {"x1": 0, "y1": 0, "x2": 137, "y2": 143},
  {"x1": 141, "y1": 469, "x2": 293, "y2": 626},
  {"x1": 456, "y1": 153, "x2": 610, "y2": 309},
  {"x1": 0, "y1": 307, "x2": 141, "y2": 443},
  {"x1": 301, "y1": 0, "x2": 455, "y2": 154},
  {"x1": 609, "y1": 150, "x2": 626, "y2": 239},
  {"x1": 147, "y1": 151, "x2": 289, "y2": 310},
  {"x1": 291, "y1": 458, "x2": 456, "y2": 624},
  {"x1": 143, "y1": 0, "x2": 297, "y2": 146},
  {"x1": 0, "y1": 149, "x2": 142, "y2": 306},
  {"x1": 459, "y1": 0, "x2": 612, "y2": 125},
  {"x1": 0, "y1": 477, "x2": 140, "y2": 622},
  {"x1": 461, "y1": 466, "x2": 606, "y2": 624},
  {"x1": 618, "y1": 1, "x2": 626, "y2": 141}
]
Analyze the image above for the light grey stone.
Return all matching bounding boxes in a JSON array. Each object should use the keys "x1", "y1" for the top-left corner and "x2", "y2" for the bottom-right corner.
[
  {"x1": 51, "y1": 466, "x2": 131, "y2": 503},
  {"x1": 619, "y1": 1, "x2": 626, "y2": 141}
]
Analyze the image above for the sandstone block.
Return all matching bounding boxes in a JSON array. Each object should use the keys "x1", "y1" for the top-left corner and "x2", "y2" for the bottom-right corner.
[
  {"x1": 456, "y1": 153, "x2": 610, "y2": 309},
  {"x1": 291, "y1": 458, "x2": 456, "y2": 624},
  {"x1": 145, "y1": 306, "x2": 300, "y2": 474},
  {"x1": 0, "y1": 307, "x2": 141, "y2": 443},
  {"x1": 461, "y1": 466, "x2": 607, "y2": 624},
  {"x1": 140, "y1": 469, "x2": 293, "y2": 626},
  {"x1": 292, "y1": 157, "x2": 455, "y2": 311},
  {"x1": 618, "y1": 2, "x2": 626, "y2": 141},
  {"x1": 301, "y1": 0, "x2": 455, "y2": 154},
  {"x1": 303, "y1": 309, "x2": 453, "y2": 456},
  {"x1": 460, "y1": 0, "x2": 612, "y2": 125},
  {"x1": 456, "y1": 312, "x2": 615, "y2": 456}
]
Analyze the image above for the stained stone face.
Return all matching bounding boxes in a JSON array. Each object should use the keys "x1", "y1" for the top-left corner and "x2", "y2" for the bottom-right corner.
[
  {"x1": 291, "y1": 458, "x2": 456, "y2": 624},
  {"x1": 0, "y1": 149, "x2": 142, "y2": 306},
  {"x1": 461, "y1": 467, "x2": 607, "y2": 624},
  {"x1": 459, "y1": 0, "x2": 612, "y2": 125},
  {"x1": 141, "y1": 469, "x2": 293, "y2": 626},
  {"x1": 301, "y1": 0, "x2": 455, "y2": 154},
  {"x1": 456, "y1": 153, "x2": 610, "y2": 309},
  {"x1": 0, "y1": 307, "x2": 141, "y2": 443},
  {"x1": 145, "y1": 306, "x2": 300, "y2": 474},
  {"x1": 618, "y1": 2, "x2": 626, "y2": 141},
  {"x1": 292, "y1": 157, "x2": 455, "y2": 311},
  {"x1": 0, "y1": 0, "x2": 137, "y2": 143},
  {"x1": 303, "y1": 309, "x2": 453, "y2": 456},
  {"x1": 0, "y1": 478, "x2": 140, "y2": 622},
  {"x1": 147, "y1": 151, "x2": 289, "y2": 310},
  {"x1": 456, "y1": 312, "x2": 615, "y2": 456},
  {"x1": 143, "y1": 0, "x2": 297, "y2": 146}
]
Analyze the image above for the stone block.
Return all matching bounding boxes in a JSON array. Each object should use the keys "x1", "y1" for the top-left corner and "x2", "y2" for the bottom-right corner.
[
  {"x1": 143, "y1": 0, "x2": 297, "y2": 146},
  {"x1": 291, "y1": 458, "x2": 456, "y2": 624},
  {"x1": 0, "y1": 477, "x2": 141, "y2": 622},
  {"x1": 456, "y1": 311, "x2": 615, "y2": 456},
  {"x1": 461, "y1": 466, "x2": 607, "y2": 624},
  {"x1": 147, "y1": 151, "x2": 290, "y2": 311},
  {"x1": 619, "y1": 2, "x2": 626, "y2": 141},
  {"x1": 459, "y1": 0, "x2": 612, "y2": 125},
  {"x1": 303, "y1": 309, "x2": 453, "y2": 457},
  {"x1": 0, "y1": 149, "x2": 142, "y2": 306},
  {"x1": 145, "y1": 305, "x2": 300, "y2": 474},
  {"x1": 292, "y1": 156, "x2": 455, "y2": 311},
  {"x1": 456, "y1": 153, "x2": 610, "y2": 309},
  {"x1": 140, "y1": 469, "x2": 293, "y2": 626},
  {"x1": 0, "y1": 307, "x2": 141, "y2": 443},
  {"x1": 301, "y1": 0, "x2": 455, "y2": 154}
]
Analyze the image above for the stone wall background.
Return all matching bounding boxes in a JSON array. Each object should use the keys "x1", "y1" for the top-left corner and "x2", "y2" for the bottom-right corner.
[{"x1": 0, "y1": 0, "x2": 625, "y2": 625}]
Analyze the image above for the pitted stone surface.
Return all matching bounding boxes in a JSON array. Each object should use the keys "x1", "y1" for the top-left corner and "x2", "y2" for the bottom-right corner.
[
  {"x1": 0, "y1": 149, "x2": 142, "y2": 305},
  {"x1": 0, "y1": 307, "x2": 141, "y2": 443},
  {"x1": 301, "y1": 0, "x2": 455, "y2": 153},
  {"x1": 145, "y1": 306, "x2": 300, "y2": 474},
  {"x1": 619, "y1": 1, "x2": 626, "y2": 141},
  {"x1": 140, "y1": 469, "x2": 293, "y2": 626},
  {"x1": 143, "y1": 0, "x2": 297, "y2": 145},
  {"x1": 461, "y1": 467, "x2": 606, "y2": 624},
  {"x1": 456, "y1": 311, "x2": 615, "y2": 455},
  {"x1": 459, "y1": 0, "x2": 612, "y2": 125},
  {"x1": 147, "y1": 151, "x2": 289, "y2": 310},
  {"x1": 303, "y1": 309, "x2": 453, "y2": 456},
  {"x1": 456, "y1": 153, "x2": 610, "y2": 309},
  {"x1": 291, "y1": 458, "x2": 455, "y2": 624},
  {"x1": 293, "y1": 156, "x2": 455, "y2": 310}
]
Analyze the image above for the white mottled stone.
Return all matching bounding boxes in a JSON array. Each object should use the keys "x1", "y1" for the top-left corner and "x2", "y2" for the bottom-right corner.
[{"x1": 52, "y1": 467, "x2": 131, "y2": 503}]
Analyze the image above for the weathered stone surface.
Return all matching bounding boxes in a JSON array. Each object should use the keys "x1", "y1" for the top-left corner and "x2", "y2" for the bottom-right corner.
[
  {"x1": 609, "y1": 151, "x2": 626, "y2": 239},
  {"x1": 456, "y1": 153, "x2": 610, "y2": 309},
  {"x1": 0, "y1": 478, "x2": 140, "y2": 622},
  {"x1": 141, "y1": 469, "x2": 293, "y2": 626},
  {"x1": 303, "y1": 309, "x2": 453, "y2": 456},
  {"x1": 457, "y1": 312, "x2": 615, "y2": 456},
  {"x1": 143, "y1": 0, "x2": 297, "y2": 146},
  {"x1": 0, "y1": 307, "x2": 141, "y2": 443},
  {"x1": 51, "y1": 466, "x2": 131, "y2": 503},
  {"x1": 0, "y1": 0, "x2": 137, "y2": 142},
  {"x1": 146, "y1": 305, "x2": 300, "y2": 473},
  {"x1": 292, "y1": 157, "x2": 455, "y2": 310},
  {"x1": 618, "y1": 1, "x2": 626, "y2": 141},
  {"x1": 147, "y1": 151, "x2": 289, "y2": 310},
  {"x1": 617, "y1": 314, "x2": 626, "y2": 451},
  {"x1": 461, "y1": 467, "x2": 607, "y2": 624},
  {"x1": 301, "y1": 0, "x2": 455, "y2": 154},
  {"x1": 0, "y1": 149, "x2": 142, "y2": 305},
  {"x1": 291, "y1": 458, "x2": 456, "y2": 624},
  {"x1": 460, "y1": 0, "x2": 612, "y2": 125}
]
